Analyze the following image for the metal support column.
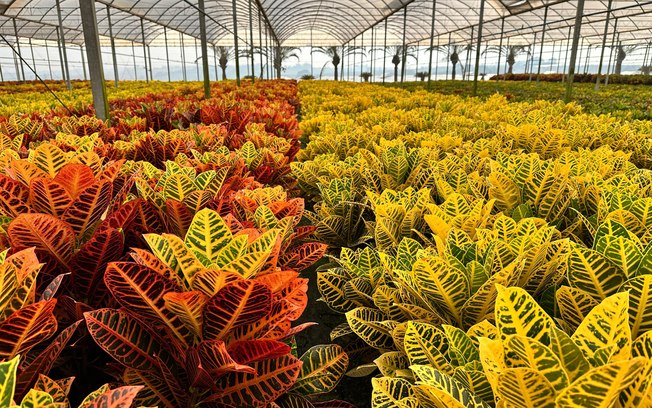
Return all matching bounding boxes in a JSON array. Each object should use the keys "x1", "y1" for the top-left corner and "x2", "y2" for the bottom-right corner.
[
  {"x1": 472, "y1": 0, "x2": 485, "y2": 95},
  {"x1": 55, "y1": 0, "x2": 71, "y2": 89},
  {"x1": 79, "y1": 0, "x2": 109, "y2": 121},
  {"x1": 164, "y1": 27, "x2": 171, "y2": 81},
  {"x1": 561, "y1": 26, "x2": 571, "y2": 82},
  {"x1": 341, "y1": 44, "x2": 345, "y2": 81},
  {"x1": 353, "y1": 37, "x2": 357, "y2": 81},
  {"x1": 147, "y1": 45, "x2": 153, "y2": 80},
  {"x1": 213, "y1": 45, "x2": 218, "y2": 80},
  {"x1": 382, "y1": 19, "x2": 388, "y2": 82},
  {"x1": 360, "y1": 31, "x2": 364, "y2": 77},
  {"x1": 536, "y1": 5, "x2": 548, "y2": 82},
  {"x1": 80, "y1": 45, "x2": 87, "y2": 80},
  {"x1": 198, "y1": 0, "x2": 211, "y2": 97},
  {"x1": 595, "y1": 0, "x2": 613, "y2": 89},
  {"x1": 427, "y1": 0, "x2": 437, "y2": 89},
  {"x1": 29, "y1": 38, "x2": 36, "y2": 80},
  {"x1": 446, "y1": 32, "x2": 451, "y2": 80},
  {"x1": 370, "y1": 26, "x2": 375, "y2": 81},
  {"x1": 194, "y1": 39, "x2": 200, "y2": 80},
  {"x1": 564, "y1": 0, "x2": 585, "y2": 102},
  {"x1": 496, "y1": 17, "x2": 505, "y2": 80},
  {"x1": 141, "y1": 19, "x2": 149, "y2": 83},
  {"x1": 106, "y1": 5, "x2": 119, "y2": 87},
  {"x1": 12, "y1": 20, "x2": 25, "y2": 82},
  {"x1": 466, "y1": 26, "x2": 474, "y2": 81},
  {"x1": 180, "y1": 34, "x2": 187, "y2": 81},
  {"x1": 131, "y1": 43, "x2": 138, "y2": 80},
  {"x1": 258, "y1": 12, "x2": 264, "y2": 78},
  {"x1": 606, "y1": 22, "x2": 618, "y2": 86},
  {"x1": 550, "y1": 40, "x2": 555, "y2": 72},
  {"x1": 528, "y1": 32, "x2": 537, "y2": 81},
  {"x1": 400, "y1": 6, "x2": 408, "y2": 83},
  {"x1": 232, "y1": 0, "x2": 241, "y2": 85},
  {"x1": 248, "y1": 0, "x2": 255, "y2": 82},
  {"x1": 45, "y1": 41, "x2": 53, "y2": 80}
]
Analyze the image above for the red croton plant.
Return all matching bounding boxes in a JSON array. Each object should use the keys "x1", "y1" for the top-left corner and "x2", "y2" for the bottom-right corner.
[{"x1": 0, "y1": 80, "x2": 350, "y2": 408}]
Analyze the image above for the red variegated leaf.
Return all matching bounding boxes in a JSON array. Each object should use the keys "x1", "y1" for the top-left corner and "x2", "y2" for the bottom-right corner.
[
  {"x1": 29, "y1": 177, "x2": 72, "y2": 217},
  {"x1": 203, "y1": 280, "x2": 272, "y2": 341},
  {"x1": 16, "y1": 320, "x2": 81, "y2": 398},
  {"x1": 275, "y1": 394, "x2": 315, "y2": 408},
  {"x1": 197, "y1": 340, "x2": 255, "y2": 375},
  {"x1": 129, "y1": 248, "x2": 181, "y2": 286},
  {"x1": 104, "y1": 262, "x2": 193, "y2": 345},
  {"x1": 165, "y1": 199, "x2": 194, "y2": 237},
  {"x1": 124, "y1": 368, "x2": 186, "y2": 408},
  {"x1": 62, "y1": 179, "x2": 112, "y2": 238},
  {"x1": 8, "y1": 213, "x2": 75, "y2": 269},
  {"x1": 97, "y1": 198, "x2": 142, "y2": 233},
  {"x1": 191, "y1": 269, "x2": 243, "y2": 297},
  {"x1": 0, "y1": 174, "x2": 29, "y2": 217},
  {"x1": 211, "y1": 355, "x2": 302, "y2": 407},
  {"x1": 312, "y1": 401, "x2": 357, "y2": 408},
  {"x1": 254, "y1": 271, "x2": 299, "y2": 294},
  {"x1": 85, "y1": 385, "x2": 143, "y2": 408},
  {"x1": 227, "y1": 340, "x2": 291, "y2": 365},
  {"x1": 53, "y1": 163, "x2": 96, "y2": 199},
  {"x1": 84, "y1": 308, "x2": 171, "y2": 371},
  {"x1": 278, "y1": 278, "x2": 309, "y2": 321},
  {"x1": 0, "y1": 299, "x2": 57, "y2": 359},
  {"x1": 33, "y1": 374, "x2": 68, "y2": 403},
  {"x1": 281, "y1": 243, "x2": 327, "y2": 271},
  {"x1": 163, "y1": 291, "x2": 208, "y2": 339},
  {"x1": 70, "y1": 228, "x2": 124, "y2": 304},
  {"x1": 39, "y1": 273, "x2": 68, "y2": 301},
  {"x1": 185, "y1": 350, "x2": 217, "y2": 389},
  {"x1": 99, "y1": 159, "x2": 125, "y2": 183}
]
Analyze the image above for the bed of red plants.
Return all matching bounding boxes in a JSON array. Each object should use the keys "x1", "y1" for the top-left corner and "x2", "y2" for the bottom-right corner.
[
  {"x1": 489, "y1": 72, "x2": 652, "y2": 84},
  {"x1": 0, "y1": 80, "x2": 349, "y2": 408}
]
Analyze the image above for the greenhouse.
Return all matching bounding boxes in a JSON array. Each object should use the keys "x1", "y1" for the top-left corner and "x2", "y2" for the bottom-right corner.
[{"x1": 0, "y1": 0, "x2": 651, "y2": 407}]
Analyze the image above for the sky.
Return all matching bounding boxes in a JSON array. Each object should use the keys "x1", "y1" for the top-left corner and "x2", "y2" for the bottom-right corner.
[{"x1": 0, "y1": 43, "x2": 650, "y2": 82}]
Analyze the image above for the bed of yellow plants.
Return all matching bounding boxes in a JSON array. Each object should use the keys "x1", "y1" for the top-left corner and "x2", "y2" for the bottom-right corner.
[{"x1": 296, "y1": 80, "x2": 652, "y2": 407}]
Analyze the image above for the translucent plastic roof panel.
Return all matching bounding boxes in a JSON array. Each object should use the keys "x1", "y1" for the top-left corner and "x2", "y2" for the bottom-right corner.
[{"x1": 0, "y1": 0, "x2": 651, "y2": 48}]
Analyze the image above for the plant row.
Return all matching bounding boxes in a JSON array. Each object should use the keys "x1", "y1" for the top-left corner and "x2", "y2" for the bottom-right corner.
[
  {"x1": 294, "y1": 81, "x2": 652, "y2": 407},
  {"x1": 0, "y1": 80, "x2": 349, "y2": 407}
]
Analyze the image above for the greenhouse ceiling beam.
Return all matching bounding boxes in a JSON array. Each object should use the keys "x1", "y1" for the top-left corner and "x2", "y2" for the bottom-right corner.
[
  {"x1": 342, "y1": 0, "x2": 416, "y2": 45},
  {"x1": 413, "y1": 0, "x2": 652, "y2": 46},
  {"x1": 253, "y1": 0, "x2": 279, "y2": 45}
]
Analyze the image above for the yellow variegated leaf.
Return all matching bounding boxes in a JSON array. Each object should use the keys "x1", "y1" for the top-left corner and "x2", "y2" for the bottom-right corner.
[
  {"x1": 555, "y1": 358, "x2": 646, "y2": 407},
  {"x1": 572, "y1": 292, "x2": 631, "y2": 363},
  {"x1": 184, "y1": 209, "x2": 232, "y2": 265},
  {"x1": 403, "y1": 321, "x2": 453, "y2": 375},
  {"x1": 504, "y1": 335, "x2": 568, "y2": 391},
  {"x1": 495, "y1": 285, "x2": 554, "y2": 344},
  {"x1": 411, "y1": 365, "x2": 491, "y2": 408},
  {"x1": 497, "y1": 368, "x2": 556, "y2": 408},
  {"x1": 371, "y1": 377, "x2": 418, "y2": 408},
  {"x1": 568, "y1": 246, "x2": 627, "y2": 301}
]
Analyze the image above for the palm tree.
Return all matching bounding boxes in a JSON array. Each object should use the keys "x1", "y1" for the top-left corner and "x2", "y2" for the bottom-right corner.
[
  {"x1": 215, "y1": 46, "x2": 236, "y2": 80},
  {"x1": 249, "y1": 46, "x2": 301, "y2": 79},
  {"x1": 272, "y1": 47, "x2": 301, "y2": 79},
  {"x1": 386, "y1": 46, "x2": 418, "y2": 82},
  {"x1": 312, "y1": 46, "x2": 363, "y2": 81},
  {"x1": 430, "y1": 44, "x2": 472, "y2": 80},
  {"x1": 614, "y1": 44, "x2": 641, "y2": 75},
  {"x1": 483, "y1": 45, "x2": 530, "y2": 75}
]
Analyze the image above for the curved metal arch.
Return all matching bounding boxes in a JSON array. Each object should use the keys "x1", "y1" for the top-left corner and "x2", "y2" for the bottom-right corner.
[{"x1": 265, "y1": 0, "x2": 379, "y2": 42}]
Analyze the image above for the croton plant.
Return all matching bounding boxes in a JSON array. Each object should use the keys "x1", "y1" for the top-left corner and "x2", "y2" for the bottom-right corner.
[{"x1": 0, "y1": 80, "x2": 350, "y2": 408}]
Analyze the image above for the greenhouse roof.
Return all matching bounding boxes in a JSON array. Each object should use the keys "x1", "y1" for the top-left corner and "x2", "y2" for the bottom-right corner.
[{"x1": 0, "y1": 0, "x2": 650, "y2": 48}]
